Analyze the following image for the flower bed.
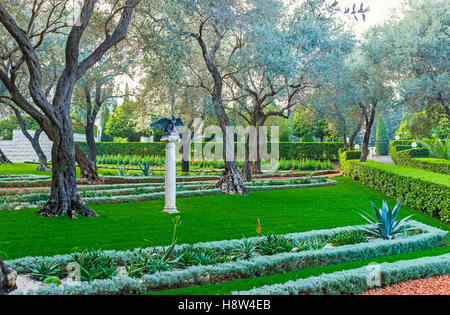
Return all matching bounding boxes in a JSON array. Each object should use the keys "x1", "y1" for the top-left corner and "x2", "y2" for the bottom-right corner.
[
  {"x1": 232, "y1": 253, "x2": 450, "y2": 295},
  {"x1": 6, "y1": 221, "x2": 446, "y2": 295}
]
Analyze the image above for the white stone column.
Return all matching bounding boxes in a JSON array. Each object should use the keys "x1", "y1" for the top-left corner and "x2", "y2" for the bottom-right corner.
[{"x1": 161, "y1": 133, "x2": 180, "y2": 214}]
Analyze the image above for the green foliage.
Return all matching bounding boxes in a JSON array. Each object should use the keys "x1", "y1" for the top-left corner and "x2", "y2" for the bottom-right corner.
[
  {"x1": 279, "y1": 142, "x2": 344, "y2": 160},
  {"x1": 257, "y1": 234, "x2": 295, "y2": 256},
  {"x1": 359, "y1": 201, "x2": 413, "y2": 240},
  {"x1": 77, "y1": 142, "x2": 344, "y2": 161},
  {"x1": 340, "y1": 159, "x2": 450, "y2": 224},
  {"x1": 390, "y1": 140, "x2": 450, "y2": 175},
  {"x1": 375, "y1": 115, "x2": 389, "y2": 155},
  {"x1": 8, "y1": 220, "x2": 446, "y2": 295},
  {"x1": 100, "y1": 109, "x2": 114, "y2": 142},
  {"x1": 233, "y1": 239, "x2": 257, "y2": 260},
  {"x1": 76, "y1": 142, "x2": 166, "y2": 157},
  {"x1": 104, "y1": 101, "x2": 143, "y2": 142},
  {"x1": 71, "y1": 249, "x2": 117, "y2": 282},
  {"x1": 293, "y1": 110, "x2": 332, "y2": 142},
  {"x1": 44, "y1": 276, "x2": 62, "y2": 286},
  {"x1": 0, "y1": 115, "x2": 39, "y2": 140},
  {"x1": 329, "y1": 231, "x2": 368, "y2": 247},
  {"x1": 420, "y1": 135, "x2": 449, "y2": 160},
  {"x1": 29, "y1": 262, "x2": 65, "y2": 281},
  {"x1": 138, "y1": 163, "x2": 154, "y2": 177}
]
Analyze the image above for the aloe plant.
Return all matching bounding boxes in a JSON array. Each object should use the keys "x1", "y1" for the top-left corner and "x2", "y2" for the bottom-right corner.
[{"x1": 359, "y1": 201, "x2": 413, "y2": 240}]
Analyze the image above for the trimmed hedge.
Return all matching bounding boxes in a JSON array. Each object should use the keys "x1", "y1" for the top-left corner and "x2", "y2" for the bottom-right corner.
[
  {"x1": 233, "y1": 253, "x2": 450, "y2": 295},
  {"x1": 76, "y1": 141, "x2": 344, "y2": 161},
  {"x1": 75, "y1": 141, "x2": 166, "y2": 157},
  {"x1": 339, "y1": 157, "x2": 450, "y2": 224},
  {"x1": 338, "y1": 149, "x2": 362, "y2": 173},
  {"x1": 7, "y1": 221, "x2": 446, "y2": 295},
  {"x1": 279, "y1": 142, "x2": 344, "y2": 160},
  {"x1": 390, "y1": 141, "x2": 449, "y2": 175}
]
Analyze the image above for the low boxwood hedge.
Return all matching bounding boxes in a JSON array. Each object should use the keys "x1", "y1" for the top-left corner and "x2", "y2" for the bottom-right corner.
[
  {"x1": 339, "y1": 156, "x2": 450, "y2": 224},
  {"x1": 233, "y1": 253, "x2": 450, "y2": 295},
  {"x1": 8, "y1": 221, "x2": 446, "y2": 295}
]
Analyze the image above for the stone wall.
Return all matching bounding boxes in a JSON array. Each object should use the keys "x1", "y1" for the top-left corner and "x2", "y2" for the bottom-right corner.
[{"x1": 0, "y1": 130, "x2": 88, "y2": 163}]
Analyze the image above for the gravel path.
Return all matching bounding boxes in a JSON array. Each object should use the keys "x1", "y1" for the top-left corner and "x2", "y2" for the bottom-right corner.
[{"x1": 360, "y1": 275, "x2": 450, "y2": 295}]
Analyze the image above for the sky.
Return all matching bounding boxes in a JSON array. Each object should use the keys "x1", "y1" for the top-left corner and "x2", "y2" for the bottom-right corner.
[{"x1": 338, "y1": 0, "x2": 406, "y2": 35}]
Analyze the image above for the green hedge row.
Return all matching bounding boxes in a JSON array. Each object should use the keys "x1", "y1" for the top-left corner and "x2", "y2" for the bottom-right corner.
[
  {"x1": 8, "y1": 221, "x2": 446, "y2": 295},
  {"x1": 339, "y1": 155, "x2": 450, "y2": 224},
  {"x1": 75, "y1": 142, "x2": 166, "y2": 157},
  {"x1": 389, "y1": 141, "x2": 450, "y2": 175},
  {"x1": 233, "y1": 253, "x2": 450, "y2": 295},
  {"x1": 76, "y1": 141, "x2": 344, "y2": 161}
]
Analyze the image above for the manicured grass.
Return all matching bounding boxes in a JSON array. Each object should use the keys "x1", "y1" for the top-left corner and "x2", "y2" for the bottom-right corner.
[
  {"x1": 0, "y1": 163, "x2": 143, "y2": 178},
  {"x1": 0, "y1": 177, "x2": 447, "y2": 260},
  {"x1": 150, "y1": 245, "x2": 450, "y2": 295},
  {"x1": 363, "y1": 160, "x2": 450, "y2": 186}
]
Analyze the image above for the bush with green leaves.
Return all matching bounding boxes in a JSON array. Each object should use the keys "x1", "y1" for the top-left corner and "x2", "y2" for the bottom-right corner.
[
  {"x1": 375, "y1": 115, "x2": 389, "y2": 155},
  {"x1": 359, "y1": 201, "x2": 413, "y2": 240},
  {"x1": 329, "y1": 230, "x2": 368, "y2": 246},
  {"x1": 29, "y1": 262, "x2": 66, "y2": 281},
  {"x1": 71, "y1": 249, "x2": 117, "y2": 282},
  {"x1": 420, "y1": 135, "x2": 449, "y2": 160},
  {"x1": 339, "y1": 154, "x2": 450, "y2": 224}
]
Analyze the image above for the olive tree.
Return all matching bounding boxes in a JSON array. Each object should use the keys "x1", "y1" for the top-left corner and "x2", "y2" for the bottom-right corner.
[{"x1": 0, "y1": 0, "x2": 139, "y2": 218}]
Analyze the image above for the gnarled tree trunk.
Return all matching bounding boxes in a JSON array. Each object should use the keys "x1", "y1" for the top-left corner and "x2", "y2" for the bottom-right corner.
[
  {"x1": 85, "y1": 119, "x2": 98, "y2": 169},
  {"x1": 0, "y1": 148, "x2": 10, "y2": 164},
  {"x1": 360, "y1": 103, "x2": 376, "y2": 162},
  {"x1": 37, "y1": 119, "x2": 98, "y2": 218},
  {"x1": 0, "y1": 258, "x2": 16, "y2": 295}
]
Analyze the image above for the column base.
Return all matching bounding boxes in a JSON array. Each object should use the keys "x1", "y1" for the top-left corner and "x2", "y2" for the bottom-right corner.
[{"x1": 163, "y1": 207, "x2": 180, "y2": 214}]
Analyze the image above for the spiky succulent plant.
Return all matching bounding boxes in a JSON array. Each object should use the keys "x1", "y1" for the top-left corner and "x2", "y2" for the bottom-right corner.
[{"x1": 359, "y1": 201, "x2": 413, "y2": 240}]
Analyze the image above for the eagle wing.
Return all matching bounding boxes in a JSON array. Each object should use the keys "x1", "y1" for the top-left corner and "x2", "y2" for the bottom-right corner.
[
  {"x1": 174, "y1": 117, "x2": 184, "y2": 127},
  {"x1": 150, "y1": 117, "x2": 171, "y2": 131}
]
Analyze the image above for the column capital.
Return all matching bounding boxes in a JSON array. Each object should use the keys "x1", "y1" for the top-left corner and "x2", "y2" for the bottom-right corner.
[{"x1": 161, "y1": 133, "x2": 180, "y2": 143}]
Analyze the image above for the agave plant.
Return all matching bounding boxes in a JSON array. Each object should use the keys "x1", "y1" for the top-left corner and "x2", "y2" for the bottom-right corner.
[
  {"x1": 138, "y1": 163, "x2": 154, "y2": 176},
  {"x1": 420, "y1": 135, "x2": 449, "y2": 160},
  {"x1": 359, "y1": 201, "x2": 413, "y2": 240}
]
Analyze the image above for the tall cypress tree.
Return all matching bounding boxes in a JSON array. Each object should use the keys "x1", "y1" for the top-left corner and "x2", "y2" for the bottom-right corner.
[{"x1": 375, "y1": 114, "x2": 389, "y2": 155}]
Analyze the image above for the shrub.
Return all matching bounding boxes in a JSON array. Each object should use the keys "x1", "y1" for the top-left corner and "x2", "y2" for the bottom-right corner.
[
  {"x1": 340, "y1": 159, "x2": 450, "y2": 224},
  {"x1": 375, "y1": 115, "x2": 389, "y2": 155},
  {"x1": 389, "y1": 140, "x2": 450, "y2": 175},
  {"x1": 329, "y1": 231, "x2": 368, "y2": 246},
  {"x1": 420, "y1": 135, "x2": 449, "y2": 160},
  {"x1": 77, "y1": 142, "x2": 344, "y2": 161}
]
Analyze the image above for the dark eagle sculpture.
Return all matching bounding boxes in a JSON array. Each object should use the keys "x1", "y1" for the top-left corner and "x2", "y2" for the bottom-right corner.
[{"x1": 150, "y1": 115, "x2": 184, "y2": 134}]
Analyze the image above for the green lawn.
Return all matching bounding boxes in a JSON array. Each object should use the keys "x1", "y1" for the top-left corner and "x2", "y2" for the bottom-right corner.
[
  {"x1": 0, "y1": 163, "x2": 143, "y2": 177},
  {"x1": 0, "y1": 177, "x2": 447, "y2": 260}
]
